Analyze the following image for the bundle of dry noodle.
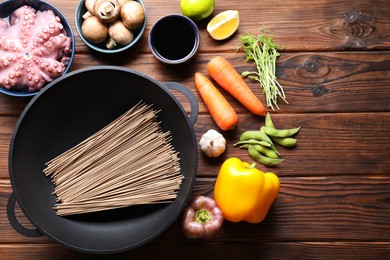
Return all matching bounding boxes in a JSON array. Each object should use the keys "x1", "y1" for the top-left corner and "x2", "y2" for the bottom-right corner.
[{"x1": 43, "y1": 102, "x2": 183, "y2": 216}]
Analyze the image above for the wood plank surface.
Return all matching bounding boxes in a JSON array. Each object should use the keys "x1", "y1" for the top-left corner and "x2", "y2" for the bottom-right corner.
[
  {"x1": 2, "y1": 175, "x2": 390, "y2": 241},
  {"x1": 2, "y1": 51, "x2": 390, "y2": 115},
  {"x1": 1, "y1": 242, "x2": 390, "y2": 260},
  {"x1": 2, "y1": 112, "x2": 390, "y2": 178},
  {"x1": 1, "y1": 0, "x2": 390, "y2": 259}
]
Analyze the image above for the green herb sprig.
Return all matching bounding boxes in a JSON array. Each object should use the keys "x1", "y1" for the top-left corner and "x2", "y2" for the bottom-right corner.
[{"x1": 240, "y1": 33, "x2": 287, "y2": 110}]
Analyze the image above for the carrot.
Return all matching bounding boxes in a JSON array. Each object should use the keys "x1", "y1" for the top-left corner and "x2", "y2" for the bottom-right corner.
[
  {"x1": 194, "y1": 72, "x2": 238, "y2": 131},
  {"x1": 206, "y1": 56, "x2": 266, "y2": 116}
]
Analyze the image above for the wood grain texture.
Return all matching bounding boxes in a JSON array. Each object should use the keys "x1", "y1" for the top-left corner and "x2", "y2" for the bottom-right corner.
[
  {"x1": 1, "y1": 0, "x2": 390, "y2": 258},
  {"x1": 0, "y1": 242, "x2": 390, "y2": 260},
  {"x1": 2, "y1": 112, "x2": 390, "y2": 178},
  {"x1": 2, "y1": 176, "x2": 390, "y2": 240},
  {"x1": 2, "y1": 51, "x2": 390, "y2": 115}
]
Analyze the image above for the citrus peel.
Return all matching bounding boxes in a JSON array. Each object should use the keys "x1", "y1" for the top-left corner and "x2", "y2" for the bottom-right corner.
[{"x1": 207, "y1": 10, "x2": 240, "y2": 40}]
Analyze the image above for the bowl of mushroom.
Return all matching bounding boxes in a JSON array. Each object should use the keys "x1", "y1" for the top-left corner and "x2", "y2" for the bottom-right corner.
[{"x1": 75, "y1": 0, "x2": 146, "y2": 53}]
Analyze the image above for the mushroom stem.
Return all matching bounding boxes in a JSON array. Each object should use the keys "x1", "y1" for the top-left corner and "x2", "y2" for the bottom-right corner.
[
  {"x1": 101, "y1": 2, "x2": 115, "y2": 15},
  {"x1": 94, "y1": 0, "x2": 121, "y2": 23},
  {"x1": 106, "y1": 38, "x2": 117, "y2": 49},
  {"x1": 82, "y1": 11, "x2": 93, "y2": 19}
]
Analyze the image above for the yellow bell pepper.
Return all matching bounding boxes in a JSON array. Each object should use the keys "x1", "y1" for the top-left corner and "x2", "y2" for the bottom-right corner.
[{"x1": 214, "y1": 157, "x2": 280, "y2": 223}]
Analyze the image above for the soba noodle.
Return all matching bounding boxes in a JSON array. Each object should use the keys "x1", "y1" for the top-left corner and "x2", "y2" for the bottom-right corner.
[{"x1": 43, "y1": 102, "x2": 183, "y2": 216}]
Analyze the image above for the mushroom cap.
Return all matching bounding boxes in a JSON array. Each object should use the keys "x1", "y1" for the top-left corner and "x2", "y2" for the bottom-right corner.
[
  {"x1": 120, "y1": 1, "x2": 145, "y2": 30},
  {"x1": 85, "y1": 0, "x2": 97, "y2": 15},
  {"x1": 81, "y1": 16, "x2": 108, "y2": 43},
  {"x1": 117, "y1": 0, "x2": 131, "y2": 6},
  {"x1": 108, "y1": 19, "x2": 134, "y2": 46}
]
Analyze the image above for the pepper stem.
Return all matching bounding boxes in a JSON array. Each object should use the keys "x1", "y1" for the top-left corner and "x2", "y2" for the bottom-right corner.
[
  {"x1": 248, "y1": 162, "x2": 257, "y2": 169},
  {"x1": 196, "y1": 209, "x2": 211, "y2": 224}
]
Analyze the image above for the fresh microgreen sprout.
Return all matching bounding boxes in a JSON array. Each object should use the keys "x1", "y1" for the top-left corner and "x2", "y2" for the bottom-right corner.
[{"x1": 240, "y1": 33, "x2": 288, "y2": 110}]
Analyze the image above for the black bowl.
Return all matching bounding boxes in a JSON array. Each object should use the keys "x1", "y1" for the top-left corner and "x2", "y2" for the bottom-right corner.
[{"x1": 8, "y1": 66, "x2": 198, "y2": 254}]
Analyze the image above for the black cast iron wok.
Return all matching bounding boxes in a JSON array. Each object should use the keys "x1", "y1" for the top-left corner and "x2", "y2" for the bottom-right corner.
[{"x1": 7, "y1": 66, "x2": 198, "y2": 254}]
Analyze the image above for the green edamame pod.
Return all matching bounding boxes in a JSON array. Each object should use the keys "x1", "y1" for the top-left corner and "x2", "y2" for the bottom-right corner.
[
  {"x1": 239, "y1": 130, "x2": 272, "y2": 143},
  {"x1": 264, "y1": 113, "x2": 299, "y2": 147},
  {"x1": 263, "y1": 126, "x2": 301, "y2": 138},
  {"x1": 271, "y1": 136, "x2": 297, "y2": 147},
  {"x1": 252, "y1": 144, "x2": 279, "y2": 159},
  {"x1": 233, "y1": 139, "x2": 271, "y2": 147},
  {"x1": 239, "y1": 144, "x2": 250, "y2": 149},
  {"x1": 260, "y1": 127, "x2": 279, "y2": 155},
  {"x1": 238, "y1": 144, "x2": 279, "y2": 159},
  {"x1": 265, "y1": 112, "x2": 275, "y2": 128},
  {"x1": 248, "y1": 145, "x2": 284, "y2": 166}
]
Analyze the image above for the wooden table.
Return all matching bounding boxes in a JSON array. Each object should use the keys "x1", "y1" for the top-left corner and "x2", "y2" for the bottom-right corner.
[{"x1": 1, "y1": 0, "x2": 390, "y2": 259}]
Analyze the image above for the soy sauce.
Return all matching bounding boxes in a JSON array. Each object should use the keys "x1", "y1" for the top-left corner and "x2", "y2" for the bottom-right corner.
[{"x1": 151, "y1": 19, "x2": 196, "y2": 61}]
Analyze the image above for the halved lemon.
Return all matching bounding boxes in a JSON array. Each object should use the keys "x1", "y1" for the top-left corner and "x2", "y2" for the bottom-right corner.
[{"x1": 207, "y1": 10, "x2": 240, "y2": 40}]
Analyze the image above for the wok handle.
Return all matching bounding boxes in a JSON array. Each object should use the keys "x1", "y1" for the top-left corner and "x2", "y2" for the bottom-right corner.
[
  {"x1": 164, "y1": 82, "x2": 199, "y2": 126},
  {"x1": 7, "y1": 193, "x2": 43, "y2": 237}
]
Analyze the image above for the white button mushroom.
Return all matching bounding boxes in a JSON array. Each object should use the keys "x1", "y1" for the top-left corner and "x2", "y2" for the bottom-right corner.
[
  {"x1": 120, "y1": 1, "x2": 145, "y2": 30},
  {"x1": 81, "y1": 16, "x2": 108, "y2": 43},
  {"x1": 93, "y1": 0, "x2": 121, "y2": 23},
  {"x1": 106, "y1": 20, "x2": 134, "y2": 49},
  {"x1": 117, "y1": 0, "x2": 131, "y2": 5},
  {"x1": 82, "y1": 0, "x2": 97, "y2": 19}
]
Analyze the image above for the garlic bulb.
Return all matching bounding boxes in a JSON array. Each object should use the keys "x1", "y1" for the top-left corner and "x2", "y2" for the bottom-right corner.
[{"x1": 199, "y1": 129, "x2": 226, "y2": 157}]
